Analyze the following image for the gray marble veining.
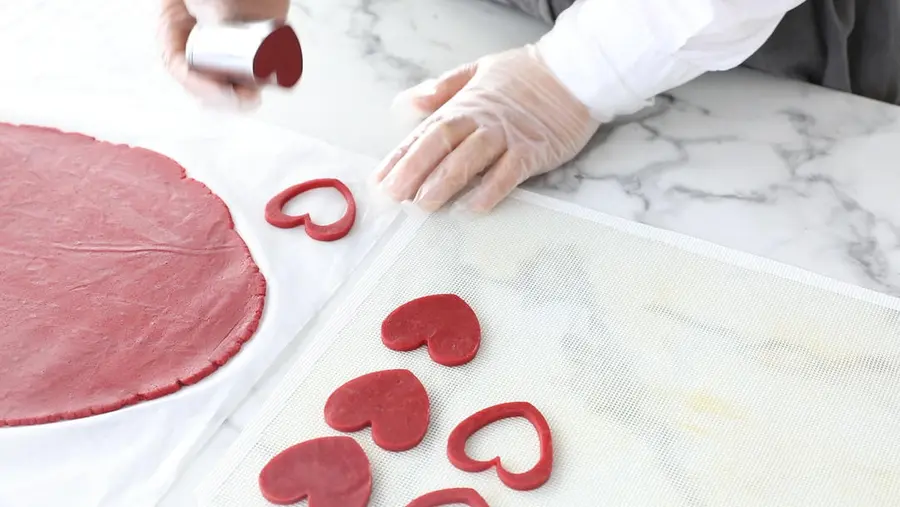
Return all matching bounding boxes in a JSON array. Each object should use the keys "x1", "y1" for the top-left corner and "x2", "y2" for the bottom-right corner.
[
  {"x1": 278, "y1": 0, "x2": 900, "y2": 296},
  {"x1": 544, "y1": 71, "x2": 900, "y2": 296}
]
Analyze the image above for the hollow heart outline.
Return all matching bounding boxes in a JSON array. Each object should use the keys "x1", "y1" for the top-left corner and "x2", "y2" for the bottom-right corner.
[
  {"x1": 324, "y1": 369, "x2": 431, "y2": 452},
  {"x1": 264, "y1": 178, "x2": 357, "y2": 241},
  {"x1": 447, "y1": 402, "x2": 553, "y2": 491},
  {"x1": 258, "y1": 436, "x2": 372, "y2": 507},
  {"x1": 381, "y1": 294, "x2": 482, "y2": 366},
  {"x1": 405, "y1": 487, "x2": 490, "y2": 507},
  {"x1": 253, "y1": 24, "x2": 303, "y2": 88}
]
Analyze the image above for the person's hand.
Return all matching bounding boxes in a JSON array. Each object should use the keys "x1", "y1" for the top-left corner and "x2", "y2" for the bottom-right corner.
[
  {"x1": 374, "y1": 45, "x2": 600, "y2": 213},
  {"x1": 158, "y1": 0, "x2": 289, "y2": 108}
]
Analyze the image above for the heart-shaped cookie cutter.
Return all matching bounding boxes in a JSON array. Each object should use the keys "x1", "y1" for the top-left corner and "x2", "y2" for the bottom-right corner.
[{"x1": 187, "y1": 19, "x2": 303, "y2": 88}]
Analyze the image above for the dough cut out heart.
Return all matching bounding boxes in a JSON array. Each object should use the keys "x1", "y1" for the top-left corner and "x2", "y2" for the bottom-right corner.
[
  {"x1": 325, "y1": 369, "x2": 430, "y2": 452},
  {"x1": 406, "y1": 488, "x2": 490, "y2": 507},
  {"x1": 382, "y1": 294, "x2": 481, "y2": 366},
  {"x1": 253, "y1": 24, "x2": 303, "y2": 88},
  {"x1": 258, "y1": 436, "x2": 372, "y2": 507},
  {"x1": 447, "y1": 402, "x2": 553, "y2": 491},
  {"x1": 265, "y1": 178, "x2": 357, "y2": 241}
]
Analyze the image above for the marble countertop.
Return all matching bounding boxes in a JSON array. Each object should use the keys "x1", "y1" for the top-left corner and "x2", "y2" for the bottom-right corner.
[{"x1": 2, "y1": 0, "x2": 899, "y2": 505}]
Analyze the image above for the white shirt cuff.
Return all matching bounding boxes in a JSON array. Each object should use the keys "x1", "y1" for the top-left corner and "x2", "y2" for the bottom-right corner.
[{"x1": 537, "y1": 0, "x2": 798, "y2": 122}]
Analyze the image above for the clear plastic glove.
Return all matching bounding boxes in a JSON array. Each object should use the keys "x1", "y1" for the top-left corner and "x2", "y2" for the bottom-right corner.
[
  {"x1": 158, "y1": 0, "x2": 289, "y2": 108},
  {"x1": 374, "y1": 45, "x2": 600, "y2": 213}
]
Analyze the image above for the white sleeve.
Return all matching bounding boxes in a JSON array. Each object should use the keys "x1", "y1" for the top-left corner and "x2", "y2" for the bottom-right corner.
[{"x1": 537, "y1": 0, "x2": 806, "y2": 121}]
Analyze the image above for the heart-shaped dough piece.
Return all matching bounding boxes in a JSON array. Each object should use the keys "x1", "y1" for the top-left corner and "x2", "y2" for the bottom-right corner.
[
  {"x1": 406, "y1": 487, "x2": 489, "y2": 507},
  {"x1": 258, "y1": 436, "x2": 372, "y2": 506},
  {"x1": 447, "y1": 402, "x2": 553, "y2": 491},
  {"x1": 253, "y1": 24, "x2": 303, "y2": 87},
  {"x1": 382, "y1": 294, "x2": 481, "y2": 366},
  {"x1": 325, "y1": 369, "x2": 430, "y2": 452}
]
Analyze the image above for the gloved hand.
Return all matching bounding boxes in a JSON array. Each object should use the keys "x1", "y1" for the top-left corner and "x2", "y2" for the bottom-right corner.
[
  {"x1": 375, "y1": 45, "x2": 600, "y2": 213},
  {"x1": 158, "y1": 0, "x2": 289, "y2": 108}
]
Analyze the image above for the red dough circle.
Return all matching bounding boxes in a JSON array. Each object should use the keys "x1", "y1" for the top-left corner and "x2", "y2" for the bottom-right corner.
[
  {"x1": 0, "y1": 124, "x2": 266, "y2": 426},
  {"x1": 264, "y1": 178, "x2": 357, "y2": 241},
  {"x1": 447, "y1": 402, "x2": 553, "y2": 491},
  {"x1": 324, "y1": 369, "x2": 430, "y2": 452},
  {"x1": 382, "y1": 294, "x2": 481, "y2": 366},
  {"x1": 406, "y1": 488, "x2": 489, "y2": 507},
  {"x1": 259, "y1": 436, "x2": 372, "y2": 507}
]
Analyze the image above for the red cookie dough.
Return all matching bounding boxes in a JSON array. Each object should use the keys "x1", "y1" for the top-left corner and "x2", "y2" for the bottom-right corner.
[
  {"x1": 406, "y1": 488, "x2": 489, "y2": 507},
  {"x1": 447, "y1": 402, "x2": 553, "y2": 491},
  {"x1": 264, "y1": 178, "x2": 357, "y2": 241},
  {"x1": 0, "y1": 123, "x2": 266, "y2": 426},
  {"x1": 259, "y1": 436, "x2": 372, "y2": 506},
  {"x1": 325, "y1": 369, "x2": 430, "y2": 452},
  {"x1": 381, "y1": 294, "x2": 481, "y2": 366},
  {"x1": 254, "y1": 24, "x2": 303, "y2": 88}
]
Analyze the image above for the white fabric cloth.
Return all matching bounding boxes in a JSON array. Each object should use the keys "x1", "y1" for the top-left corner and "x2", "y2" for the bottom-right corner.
[{"x1": 538, "y1": 0, "x2": 807, "y2": 121}]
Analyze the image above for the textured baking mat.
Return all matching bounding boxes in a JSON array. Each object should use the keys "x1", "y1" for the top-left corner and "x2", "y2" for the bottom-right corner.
[{"x1": 197, "y1": 191, "x2": 900, "y2": 506}]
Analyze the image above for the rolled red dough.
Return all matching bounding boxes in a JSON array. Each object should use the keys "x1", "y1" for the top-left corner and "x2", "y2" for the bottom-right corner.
[{"x1": 0, "y1": 123, "x2": 266, "y2": 426}]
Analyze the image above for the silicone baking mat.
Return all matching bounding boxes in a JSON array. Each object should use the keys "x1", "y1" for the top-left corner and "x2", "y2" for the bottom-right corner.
[{"x1": 197, "y1": 191, "x2": 900, "y2": 506}]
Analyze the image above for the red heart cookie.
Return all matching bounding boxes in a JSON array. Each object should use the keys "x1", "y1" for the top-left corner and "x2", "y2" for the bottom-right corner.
[
  {"x1": 264, "y1": 178, "x2": 357, "y2": 241},
  {"x1": 447, "y1": 402, "x2": 553, "y2": 491},
  {"x1": 253, "y1": 24, "x2": 303, "y2": 88},
  {"x1": 325, "y1": 369, "x2": 430, "y2": 452},
  {"x1": 382, "y1": 294, "x2": 481, "y2": 366},
  {"x1": 406, "y1": 488, "x2": 490, "y2": 507},
  {"x1": 258, "y1": 436, "x2": 371, "y2": 507}
]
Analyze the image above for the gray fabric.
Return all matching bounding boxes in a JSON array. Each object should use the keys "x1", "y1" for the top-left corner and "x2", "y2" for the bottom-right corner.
[
  {"x1": 487, "y1": 0, "x2": 900, "y2": 105},
  {"x1": 488, "y1": 0, "x2": 570, "y2": 23},
  {"x1": 745, "y1": 0, "x2": 900, "y2": 105}
]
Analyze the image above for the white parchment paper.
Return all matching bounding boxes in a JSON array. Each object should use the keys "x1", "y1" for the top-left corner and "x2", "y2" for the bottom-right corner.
[{"x1": 0, "y1": 91, "x2": 399, "y2": 507}]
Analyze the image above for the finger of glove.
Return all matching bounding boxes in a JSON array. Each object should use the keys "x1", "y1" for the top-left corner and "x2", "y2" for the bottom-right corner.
[
  {"x1": 414, "y1": 127, "x2": 506, "y2": 212},
  {"x1": 159, "y1": 0, "x2": 224, "y2": 98},
  {"x1": 381, "y1": 117, "x2": 478, "y2": 202},
  {"x1": 186, "y1": 0, "x2": 289, "y2": 22},
  {"x1": 396, "y1": 63, "x2": 477, "y2": 116},
  {"x1": 160, "y1": 0, "x2": 261, "y2": 108},
  {"x1": 458, "y1": 150, "x2": 530, "y2": 213},
  {"x1": 159, "y1": 0, "x2": 195, "y2": 57},
  {"x1": 373, "y1": 121, "x2": 432, "y2": 184},
  {"x1": 168, "y1": 53, "x2": 261, "y2": 109}
]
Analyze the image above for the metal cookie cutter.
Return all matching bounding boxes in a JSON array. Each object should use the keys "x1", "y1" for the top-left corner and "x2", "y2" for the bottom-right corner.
[{"x1": 186, "y1": 20, "x2": 303, "y2": 88}]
